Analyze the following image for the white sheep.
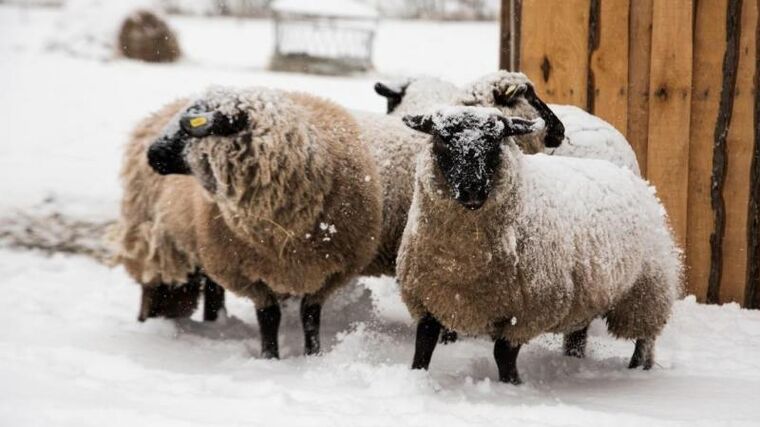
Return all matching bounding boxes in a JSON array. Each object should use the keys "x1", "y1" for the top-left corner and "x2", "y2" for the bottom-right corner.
[
  {"x1": 375, "y1": 72, "x2": 641, "y2": 175},
  {"x1": 398, "y1": 107, "x2": 682, "y2": 384}
]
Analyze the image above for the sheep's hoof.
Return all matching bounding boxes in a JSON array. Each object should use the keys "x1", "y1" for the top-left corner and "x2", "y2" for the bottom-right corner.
[
  {"x1": 499, "y1": 372, "x2": 522, "y2": 385},
  {"x1": 628, "y1": 338, "x2": 654, "y2": 370},
  {"x1": 440, "y1": 329, "x2": 458, "y2": 344},
  {"x1": 261, "y1": 349, "x2": 279, "y2": 360}
]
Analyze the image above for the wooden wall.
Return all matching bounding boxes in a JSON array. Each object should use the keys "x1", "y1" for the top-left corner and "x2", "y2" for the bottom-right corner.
[{"x1": 500, "y1": 0, "x2": 760, "y2": 307}]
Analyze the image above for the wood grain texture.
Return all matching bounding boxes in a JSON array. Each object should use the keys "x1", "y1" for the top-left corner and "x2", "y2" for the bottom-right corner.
[
  {"x1": 500, "y1": 0, "x2": 512, "y2": 70},
  {"x1": 589, "y1": 0, "x2": 630, "y2": 134},
  {"x1": 688, "y1": 0, "x2": 728, "y2": 302},
  {"x1": 520, "y1": 0, "x2": 590, "y2": 105},
  {"x1": 720, "y1": 0, "x2": 757, "y2": 304},
  {"x1": 746, "y1": 0, "x2": 760, "y2": 308},
  {"x1": 627, "y1": 0, "x2": 653, "y2": 176},
  {"x1": 646, "y1": 0, "x2": 694, "y2": 248}
]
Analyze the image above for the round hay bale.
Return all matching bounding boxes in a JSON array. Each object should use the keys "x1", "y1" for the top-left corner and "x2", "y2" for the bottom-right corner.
[{"x1": 118, "y1": 10, "x2": 180, "y2": 63}]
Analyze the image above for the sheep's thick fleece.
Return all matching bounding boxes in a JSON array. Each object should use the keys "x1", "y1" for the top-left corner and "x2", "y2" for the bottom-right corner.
[
  {"x1": 352, "y1": 111, "x2": 429, "y2": 276},
  {"x1": 398, "y1": 142, "x2": 681, "y2": 343},
  {"x1": 115, "y1": 89, "x2": 382, "y2": 307}
]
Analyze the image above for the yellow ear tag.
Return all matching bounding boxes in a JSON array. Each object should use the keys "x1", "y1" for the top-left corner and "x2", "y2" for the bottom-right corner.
[{"x1": 189, "y1": 116, "x2": 208, "y2": 128}]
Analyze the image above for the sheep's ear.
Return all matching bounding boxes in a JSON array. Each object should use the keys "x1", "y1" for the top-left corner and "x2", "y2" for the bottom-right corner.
[
  {"x1": 492, "y1": 83, "x2": 528, "y2": 106},
  {"x1": 497, "y1": 116, "x2": 545, "y2": 137},
  {"x1": 402, "y1": 114, "x2": 434, "y2": 135},
  {"x1": 374, "y1": 81, "x2": 403, "y2": 99},
  {"x1": 180, "y1": 111, "x2": 248, "y2": 138}
]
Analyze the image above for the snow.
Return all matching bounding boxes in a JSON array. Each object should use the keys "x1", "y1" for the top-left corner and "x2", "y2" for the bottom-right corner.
[
  {"x1": 1, "y1": 5, "x2": 759, "y2": 426},
  {"x1": 272, "y1": 0, "x2": 379, "y2": 19}
]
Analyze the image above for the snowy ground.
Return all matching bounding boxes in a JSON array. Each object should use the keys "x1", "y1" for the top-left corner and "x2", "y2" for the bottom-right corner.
[{"x1": 1, "y1": 5, "x2": 760, "y2": 426}]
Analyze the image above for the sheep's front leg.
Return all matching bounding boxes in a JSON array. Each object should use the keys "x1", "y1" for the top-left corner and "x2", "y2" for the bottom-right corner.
[
  {"x1": 563, "y1": 326, "x2": 588, "y2": 358},
  {"x1": 256, "y1": 302, "x2": 281, "y2": 359},
  {"x1": 300, "y1": 296, "x2": 322, "y2": 356},
  {"x1": 628, "y1": 338, "x2": 655, "y2": 370},
  {"x1": 202, "y1": 275, "x2": 226, "y2": 322},
  {"x1": 493, "y1": 338, "x2": 522, "y2": 384},
  {"x1": 411, "y1": 313, "x2": 442, "y2": 370}
]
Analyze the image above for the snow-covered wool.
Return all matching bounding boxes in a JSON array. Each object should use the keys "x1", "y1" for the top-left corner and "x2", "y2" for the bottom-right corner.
[
  {"x1": 351, "y1": 111, "x2": 430, "y2": 276},
  {"x1": 398, "y1": 107, "x2": 682, "y2": 382},
  {"x1": 114, "y1": 86, "x2": 383, "y2": 357},
  {"x1": 377, "y1": 72, "x2": 641, "y2": 175},
  {"x1": 458, "y1": 71, "x2": 641, "y2": 175},
  {"x1": 374, "y1": 76, "x2": 459, "y2": 116}
]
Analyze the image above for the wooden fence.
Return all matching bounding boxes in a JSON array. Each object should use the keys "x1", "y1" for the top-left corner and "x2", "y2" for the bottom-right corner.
[{"x1": 499, "y1": 0, "x2": 759, "y2": 307}]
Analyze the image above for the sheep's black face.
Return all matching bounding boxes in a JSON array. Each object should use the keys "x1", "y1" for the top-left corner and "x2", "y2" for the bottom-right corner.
[
  {"x1": 403, "y1": 108, "x2": 543, "y2": 210},
  {"x1": 374, "y1": 80, "x2": 408, "y2": 114},
  {"x1": 147, "y1": 101, "x2": 248, "y2": 176}
]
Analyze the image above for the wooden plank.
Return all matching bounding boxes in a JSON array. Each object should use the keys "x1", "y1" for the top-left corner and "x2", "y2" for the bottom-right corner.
[
  {"x1": 720, "y1": 0, "x2": 758, "y2": 304},
  {"x1": 646, "y1": 0, "x2": 693, "y2": 249},
  {"x1": 589, "y1": 0, "x2": 629, "y2": 134},
  {"x1": 707, "y1": 0, "x2": 744, "y2": 303},
  {"x1": 687, "y1": 0, "x2": 728, "y2": 302},
  {"x1": 747, "y1": 0, "x2": 760, "y2": 309},
  {"x1": 627, "y1": 0, "x2": 653, "y2": 176},
  {"x1": 520, "y1": 0, "x2": 590, "y2": 105},
  {"x1": 499, "y1": 0, "x2": 512, "y2": 70}
]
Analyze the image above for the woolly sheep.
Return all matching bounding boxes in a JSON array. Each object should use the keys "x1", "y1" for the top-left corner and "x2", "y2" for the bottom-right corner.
[
  {"x1": 115, "y1": 86, "x2": 382, "y2": 358},
  {"x1": 399, "y1": 107, "x2": 682, "y2": 384},
  {"x1": 375, "y1": 72, "x2": 641, "y2": 175}
]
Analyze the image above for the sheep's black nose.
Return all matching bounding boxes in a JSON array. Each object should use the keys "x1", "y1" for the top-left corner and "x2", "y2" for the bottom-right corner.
[
  {"x1": 457, "y1": 190, "x2": 487, "y2": 210},
  {"x1": 147, "y1": 137, "x2": 191, "y2": 175}
]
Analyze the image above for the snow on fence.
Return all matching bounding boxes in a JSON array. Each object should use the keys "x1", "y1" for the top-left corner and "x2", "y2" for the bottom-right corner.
[
  {"x1": 270, "y1": 0, "x2": 378, "y2": 75},
  {"x1": 499, "y1": 0, "x2": 759, "y2": 308}
]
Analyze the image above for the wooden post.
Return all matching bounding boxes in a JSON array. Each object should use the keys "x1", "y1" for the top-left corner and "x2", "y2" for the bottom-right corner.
[
  {"x1": 720, "y1": 0, "x2": 758, "y2": 304},
  {"x1": 520, "y1": 0, "x2": 590, "y2": 105},
  {"x1": 500, "y1": 0, "x2": 512, "y2": 70},
  {"x1": 646, "y1": 0, "x2": 693, "y2": 249},
  {"x1": 589, "y1": 0, "x2": 630, "y2": 134},
  {"x1": 688, "y1": 0, "x2": 729, "y2": 302},
  {"x1": 747, "y1": 0, "x2": 760, "y2": 309},
  {"x1": 627, "y1": 0, "x2": 653, "y2": 176}
]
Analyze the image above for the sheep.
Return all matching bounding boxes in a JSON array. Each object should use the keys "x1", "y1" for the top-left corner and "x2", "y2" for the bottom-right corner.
[
  {"x1": 398, "y1": 106, "x2": 682, "y2": 384},
  {"x1": 118, "y1": 9, "x2": 181, "y2": 63},
  {"x1": 115, "y1": 86, "x2": 383, "y2": 358},
  {"x1": 374, "y1": 72, "x2": 641, "y2": 175},
  {"x1": 374, "y1": 77, "x2": 459, "y2": 116}
]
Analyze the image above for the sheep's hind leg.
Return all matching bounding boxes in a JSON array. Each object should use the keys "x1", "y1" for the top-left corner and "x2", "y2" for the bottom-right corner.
[
  {"x1": 563, "y1": 326, "x2": 589, "y2": 358},
  {"x1": 440, "y1": 328, "x2": 458, "y2": 344},
  {"x1": 256, "y1": 302, "x2": 281, "y2": 359},
  {"x1": 493, "y1": 338, "x2": 522, "y2": 384},
  {"x1": 300, "y1": 295, "x2": 322, "y2": 356},
  {"x1": 628, "y1": 338, "x2": 655, "y2": 370},
  {"x1": 411, "y1": 313, "x2": 442, "y2": 370},
  {"x1": 137, "y1": 280, "x2": 201, "y2": 322},
  {"x1": 202, "y1": 275, "x2": 226, "y2": 322}
]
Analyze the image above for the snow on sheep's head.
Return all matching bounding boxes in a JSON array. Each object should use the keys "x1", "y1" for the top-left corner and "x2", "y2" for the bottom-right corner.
[
  {"x1": 459, "y1": 71, "x2": 565, "y2": 150},
  {"x1": 403, "y1": 107, "x2": 544, "y2": 210}
]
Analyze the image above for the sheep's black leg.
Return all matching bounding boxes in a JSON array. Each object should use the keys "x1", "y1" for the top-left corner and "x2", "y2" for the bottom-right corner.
[
  {"x1": 493, "y1": 338, "x2": 522, "y2": 384},
  {"x1": 412, "y1": 313, "x2": 442, "y2": 370},
  {"x1": 563, "y1": 326, "x2": 588, "y2": 358},
  {"x1": 300, "y1": 297, "x2": 322, "y2": 356},
  {"x1": 440, "y1": 328, "x2": 458, "y2": 344},
  {"x1": 628, "y1": 338, "x2": 654, "y2": 370},
  {"x1": 202, "y1": 275, "x2": 226, "y2": 322},
  {"x1": 256, "y1": 303, "x2": 281, "y2": 359}
]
